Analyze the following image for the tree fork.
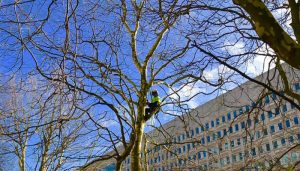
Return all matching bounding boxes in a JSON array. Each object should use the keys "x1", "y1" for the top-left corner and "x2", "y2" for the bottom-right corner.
[{"x1": 131, "y1": 121, "x2": 145, "y2": 171}]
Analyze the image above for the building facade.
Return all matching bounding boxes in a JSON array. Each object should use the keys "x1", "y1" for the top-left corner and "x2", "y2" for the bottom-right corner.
[{"x1": 81, "y1": 65, "x2": 300, "y2": 171}]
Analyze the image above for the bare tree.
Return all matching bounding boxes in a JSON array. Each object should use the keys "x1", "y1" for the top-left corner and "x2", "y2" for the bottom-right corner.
[
  {"x1": 173, "y1": 0, "x2": 300, "y2": 169},
  {"x1": 1, "y1": 0, "x2": 299, "y2": 170},
  {"x1": 0, "y1": 0, "x2": 205, "y2": 170},
  {"x1": 0, "y1": 76, "x2": 99, "y2": 171}
]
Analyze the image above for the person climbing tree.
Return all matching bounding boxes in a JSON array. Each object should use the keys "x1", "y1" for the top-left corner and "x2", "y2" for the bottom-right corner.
[{"x1": 145, "y1": 90, "x2": 161, "y2": 120}]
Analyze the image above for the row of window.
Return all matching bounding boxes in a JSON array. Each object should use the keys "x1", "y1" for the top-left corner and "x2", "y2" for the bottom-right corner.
[
  {"x1": 148, "y1": 131, "x2": 300, "y2": 166},
  {"x1": 145, "y1": 124, "x2": 300, "y2": 170},
  {"x1": 173, "y1": 100, "x2": 295, "y2": 142},
  {"x1": 145, "y1": 103, "x2": 298, "y2": 163},
  {"x1": 196, "y1": 116, "x2": 299, "y2": 148},
  {"x1": 147, "y1": 150, "x2": 300, "y2": 171},
  {"x1": 146, "y1": 137, "x2": 300, "y2": 171}
]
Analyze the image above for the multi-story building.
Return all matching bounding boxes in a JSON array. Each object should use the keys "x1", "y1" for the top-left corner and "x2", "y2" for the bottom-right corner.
[{"x1": 80, "y1": 65, "x2": 300, "y2": 171}]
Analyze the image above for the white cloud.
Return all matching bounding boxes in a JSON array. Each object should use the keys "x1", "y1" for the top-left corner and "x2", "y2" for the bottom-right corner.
[
  {"x1": 222, "y1": 40, "x2": 277, "y2": 76},
  {"x1": 203, "y1": 64, "x2": 232, "y2": 81},
  {"x1": 223, "y1": 41, "x2": 245, "y2": 56},
  {"x1": 246, "y1": 46, "x2": 276, "y2": 76},
  {"x1": 102, "y1": 119, "x2": 118, "y2": 127},
  {"x1": 169, "y1": 82, "x2": 205, "y2": 109}
]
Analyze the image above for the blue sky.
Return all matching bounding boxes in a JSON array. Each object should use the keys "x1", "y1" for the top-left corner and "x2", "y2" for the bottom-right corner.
[{"x1": 0, "y1": 0, "x2": 285, "y2": 170}]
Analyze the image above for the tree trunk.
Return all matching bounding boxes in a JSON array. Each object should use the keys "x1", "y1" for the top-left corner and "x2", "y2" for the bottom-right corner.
[
  {"x1": 18, "y1": 146, "x2": 26, "y2": 171},
  {"x1": 233, "y1": 0, "x2": 300, "y2": 70},
  {"x1": 143, "y1": 134, "x2": 148, "y2": 171},
  {"x1": 115, "y1": 160, "x2": 123, "y2": 171},
  {"x1": 131, "y1": 121, "x2": 145, "y2": 171}
]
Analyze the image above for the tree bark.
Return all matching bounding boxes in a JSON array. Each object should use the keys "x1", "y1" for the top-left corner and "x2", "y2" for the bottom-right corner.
[
  {"x1": 131, "y1": 121, "x2": 145, "y2": 171},
  {"x1": 233, "y1": 0, "x2": 300, "y2": 70},
  {"x1": 115, "y1": 160, "x2": 123, "y2": 171}
]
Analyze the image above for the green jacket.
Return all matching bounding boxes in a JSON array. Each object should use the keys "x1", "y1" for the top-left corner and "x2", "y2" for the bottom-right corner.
[{"x1": 151, "y1": 96, "x2": 161, "y2": 103}]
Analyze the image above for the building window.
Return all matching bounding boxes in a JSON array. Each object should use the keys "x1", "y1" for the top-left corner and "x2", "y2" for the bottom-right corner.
[
  {"x1": 286, "y1": 120, "x2": 291, "y2": 128},
  {"x1": 203, "y1": 151, "x2": 207, "y2": 158},
  {"x1": 289, "y1": 136, "x2": 294, "y2": 143},
  {"x1": 178, "y1": 136, "x2": 181, "y2": 142},
  {"x1": 231, "y1": 140, "x2": 235, "y2": 148},
  {"x1": 216, "y1": 118, "x2": 220, "y2": 126},
  {"x1": 272, "y1": 92, "x2": 277, "y2": 100},
  {"x1": 226, "y1": 156, "x2": 230, "y2": 164},
  {"x1": 266, "y1": 143, "x2": 271, "y2": 151},
  {"x1": 241, "y1": 121, "x2": 245, "y2": 129},
  {"x1": 201, "y1": 126, "x2": 205, "y2": 132},
  {"x1": 207, "y1": 136, "x2": 211, "y2": 143},
  {"x1": 191, "y1": 130, "x2": 194, "y2": 137},
  {"x1": 179, "y1": 159, "x2": 182, "y2": 165},
  {"x1": 227, "y1": 112, "x2": 231, "y2": 121},
  {"x1": 247, "y1": 119, "x2": 252, "y2": 127},
  {"x1": 235, "y1": 124, "x2": 239, "y2": 132},
  {"x1": 201, "y1": 137, "x2": 205, "y2": 144},
  {"x1": 205, "y1": 123, "x2": 209, "y2": 130},
  {"x1": 222, "y1": 116, "x2": 226, "y2": 123},
  {"x1": 275, "y1": 107, "x2": 280, "y2": 116},
  {"x1": 187, "y1": 144, "x2": 191, "y2": 151},
  {"x1": 291, "y1": 152, "x2": 299, "y2": 162},
  {"x1": 261, "y1": 113, "x2": 265, "y2": 121},
  {"x1": 280, "y1": 155, "x2": 289, "y2": 166},
  {"x1": 268, "y1": 111, "x2": 273, "y2": 119},
  {"x1": 265, "y1": 96, "x2": 270, "y2": 104},
  {"x1": 282, "y1": 104, "x2": 287, "y2": 112},
  {"x1": 233, "y1": 111, "x2": 237, "y2": 118},
  {"x1": 211, "y1": 120, "x2": 215, "y2": 128},
  {"x1": 270, "y1": 125, "x2": 275, "y2": 134},
  {"x1": 229, "y1": 127, "x2": 233, "y2": 134},
  {"x1": 298, "y1": 134, "x2": 300, "y2": 140},
  {"x1": 255, "y1": 118, "x2": 259, "y2": 125},
  {"x1": 295, "y1": 83, "x2": 300, "y2": 91},
  {"x1": 291, "y1": 102, "x2": 296, "y2": 109},
  {"x1": 182, "y1": 134, "x2": 185, "y2": 140},
  {"x1": 220, "y1": 158, "x2": 224, "y2": 167},
  {"x1": 196, "y1": 127, "x2": 199, "y2": 134},
  {"x1": 256, "y1": 130, "x2": 261, "y2": 139},
  {"x1": 212, "y1": 133, "x2": 216, "y2": 141},
  {"x1": 232, "y1": 155, "x2": 237, "y2": 162},
  {"x1": 245, "y1": 105, "x2": 250, "y2": 112},
  {"x1": 278, "y1": 122, "x2": 283, "y2": 131},
  {"x1": 178, "y1": 148, "x2": 181, "y2": 154},
  {"x1": 237, "y1": 138, "x2": 241, "y2": 146},
  {"x1": 294, "y1": 117, "x2": 299, "y2": 125},
  {"x1": 239, "y1": 108, "x2": 243, "y2": 115},
  {"x1": 225, "y1": 142, "x2": 229, "y2": 150},
  {"x1": 273, "y1": 140, "x2": 278, "y2": 149},
  {"x1": 223, "y1": 129, "x2": 227, "y2": 136},
  {"x1": 239, "y1": 153, "x2": 243, "y2": 161},
  {"x1": 281, "y1": 138, "x2": 286, "y2": 146},
  {"x1": 217, "y1": 131, "x2": 222, "y2": 138},
  {"x1": 263, "y1": 128, "x2": 268, "y2": 136},
  {"x1": 183, "y1": 145, "x2": 186, "y2": 153},
  {"x1": 251, "y1": 148, "x2": 256, "y2": 156},
  {"x1": 198, "y1": 152, "x2": 201, "y2": 160}
]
